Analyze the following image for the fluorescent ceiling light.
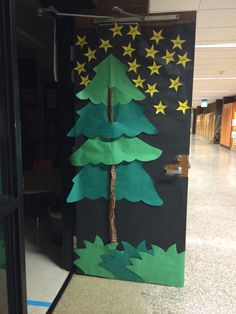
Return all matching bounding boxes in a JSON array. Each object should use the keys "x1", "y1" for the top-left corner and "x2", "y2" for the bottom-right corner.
[
  {"x1": 195, "y1": 43, "x2": 236, "y2": 48},
  {"x1": 194, "y1": 77, "x2": 236, "y2": 80}
]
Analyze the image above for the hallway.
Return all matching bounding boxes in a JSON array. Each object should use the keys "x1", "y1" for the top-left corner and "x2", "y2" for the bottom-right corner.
[{"x1": 49, "y1": 137, "x2": 236, "y2": 313}]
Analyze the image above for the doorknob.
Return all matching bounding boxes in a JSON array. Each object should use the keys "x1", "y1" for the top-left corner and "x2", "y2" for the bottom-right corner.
[
  {"x1": 164, "y1": 155, "x2": 189, "y2": 177},
  {"x1": 165, "y1": 166, "x2": 183, "y2": 175}
]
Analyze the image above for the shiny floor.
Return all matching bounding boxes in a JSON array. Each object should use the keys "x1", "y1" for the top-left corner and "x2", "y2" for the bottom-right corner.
[
  {"x1": 26, "y1": 137, "x2": 236, "y2": 313},
  {"x1": 26, "y1": 226, "x2": 68, "y2": 314}
]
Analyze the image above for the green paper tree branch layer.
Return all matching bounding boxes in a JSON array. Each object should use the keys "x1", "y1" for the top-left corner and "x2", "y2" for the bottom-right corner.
[
  {"x1": 77, "y1": 54, "x2": 145, "y2": 105},
  {"x1": 69, "y1": 136, "x2": 162, "y2": 166},
  {"x1": 67, "y1": 161, "x2": 163, "y2": 206},
  {"x1": 67, "y1": 102, "x2": 158, "y2": 139},
  {"x1": 74, "y1": 236, "x2": 185, "y2": 287}
]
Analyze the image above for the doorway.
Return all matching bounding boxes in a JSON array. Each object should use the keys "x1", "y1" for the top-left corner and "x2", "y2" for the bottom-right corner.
[{"x1": 15, "y1": 0, "x2": 69, "y2": 311}]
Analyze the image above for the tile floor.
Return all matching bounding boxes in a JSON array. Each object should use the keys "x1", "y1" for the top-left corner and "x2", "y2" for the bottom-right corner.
[
  {"x1": 25, "y1": 137, "x2": 236, "y2": 313},
  {"x1": 25, "y1": 226, "x2": 68, "y2": 314}
]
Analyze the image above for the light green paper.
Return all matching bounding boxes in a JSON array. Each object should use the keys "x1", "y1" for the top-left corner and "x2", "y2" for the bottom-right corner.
[
  {"x1": 77, "y1": 54, "x2": 145, "y2": 105},
  {"x1": 127, "y1": 244, "x2": 185, "y2": 287},
  {"x1": 67, "y1": 102, "x2": 158, "y2": 138},
  {"x1": 67, "y1": 161, "x2": 163, "y2": 206},
  {"x1": 74, "y1": 235, "x2": 117, "y2": 278},
  {"x1": 69, "y1": 136, "x2": 162, "y2": 166}
]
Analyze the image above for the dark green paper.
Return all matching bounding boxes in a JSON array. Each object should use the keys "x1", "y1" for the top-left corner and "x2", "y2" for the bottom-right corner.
[
  {"x1": 67, "y1": 161, "x2": 163, "y2": 206},
  {"x1": 69, "y1": 137, "x2": 162, "y2": 166},
  {"x1": 100, "y1": 250, "x2": 144, "y2": 282},
  {"x1": 67, "y1": 102, "x2": 158, "y2": 138},
  {"x1": 100, "y1": 241, "x2": 150, "y2": 282}
]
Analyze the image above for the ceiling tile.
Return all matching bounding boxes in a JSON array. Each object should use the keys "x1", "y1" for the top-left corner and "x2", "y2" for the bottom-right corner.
[
  {"x1": 199, "y1": 0, "x2": 236, "y2": 10},
  {"x1": 194, "y1": 57, "x2": 236, "y2": 66},
  {"x1": 196, "y1": 27, "x2": 236, "y2": 42},
  {"x1": 197, "y1": 9, "x2": 236, "y2": 28},
  {"x1": 195, "y1": 48, "x2": 236, "y2": 59},
  {"x1": 149, "y1": 0, "x2": 200, "y2": 12}
]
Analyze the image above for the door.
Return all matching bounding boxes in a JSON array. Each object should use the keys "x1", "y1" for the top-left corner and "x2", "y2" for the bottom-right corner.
[
  {"x1": 0, "y1": 0, "x2": 27, "y2": 313},
  {"x1": 68, "y1": 12, "x2": 196, "y2": 287}
]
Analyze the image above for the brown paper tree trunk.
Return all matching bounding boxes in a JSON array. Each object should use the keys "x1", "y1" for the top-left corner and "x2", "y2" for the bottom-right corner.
[{"x1": 108, "y1": 87, "x2": 117, "y2": 242}]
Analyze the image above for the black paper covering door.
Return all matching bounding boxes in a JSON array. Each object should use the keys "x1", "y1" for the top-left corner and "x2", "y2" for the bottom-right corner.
[{"x1": 68, "y1": 15, "x2": 196, "y2": 287}]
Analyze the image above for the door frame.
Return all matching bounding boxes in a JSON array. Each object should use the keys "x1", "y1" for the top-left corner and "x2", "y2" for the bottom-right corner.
[{"x1": 0, "y1": 0, "x2": 27, "y2": 312}]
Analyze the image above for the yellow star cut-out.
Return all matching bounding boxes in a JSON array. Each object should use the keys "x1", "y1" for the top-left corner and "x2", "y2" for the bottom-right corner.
[
  {"x1": 145, "y1": 44, "x2": 158, "y2": 59},
  {"x1": 133, "y1": 75, "x2": 145, "y2": 88},
  {"x1": 110, "y1": 23, "x2": 123, "y2": 37},
  {"x1": 80, "y1": 75, "x2": 90, "y2": 87},
  {"x1": 84, "y1": 47, "x2": 96, "y2": 62},
  {"x1": 171, "y1": 35, "x2": 186, "y2": 49},
  {"x1": 161, "y1": 50, "x2": 175, "y2": 64},
  {"x1": 75, "y1": 35, "x2": 88, "y2": 48},
  {"x1": 177, "y1": 53, "x2": 191, "y2": 68},
  {"x1": 177, "y1": 100, "x2": 190, "y2": 114},
  {"x1": 122, "y1": 42, "x2": 135, "y2": 58},
  {"x1": 127, "y1": 25, "x2": 141, "y2": 40},
  {"x1": 99, "y1": 39, "x2": 112, "y2": 53},
  {"x1": 73, "y1": 61, "x2": 86, "y2": 75},
  {"x1": 145, "y1": 83, "x2": 159, "y2": 97},
  {"x1": 153, "y1": 101, "x2": 167, "y2": 115},
  {"x1": 148, "y1": 61, "x2": 162, "y2": 75},
  {"x1": 169, "y1": 77, "x2": 183, "y2": 92},
  {"x1": 128, "y1": 59, "x2": 141, "y2": 74},
  {"x1": 150, "y1": 29, "x2": 164, "y2": 45}
]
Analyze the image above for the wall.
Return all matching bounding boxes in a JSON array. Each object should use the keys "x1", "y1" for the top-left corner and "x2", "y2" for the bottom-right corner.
[{"x1": 220, "y1": 100, "x2": 236, "y2": 149}]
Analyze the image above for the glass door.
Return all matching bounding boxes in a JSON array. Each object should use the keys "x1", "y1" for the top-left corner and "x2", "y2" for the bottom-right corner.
[
  {"x1": 0, "y1": 0, "x2": 27, "y2": 313},
  {"x1": 0, "y1": 220, "x2": 8, "y2": 314}
]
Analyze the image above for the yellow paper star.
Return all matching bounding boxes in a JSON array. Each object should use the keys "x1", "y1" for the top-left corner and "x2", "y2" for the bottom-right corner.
[
  {"x1": 150, "y1": 29, "x2": 164, "y2": 45},
  {"x1": 171, "y1": 35, "x2": 186, "y2": 49},
  {"x1": 84, "y1": 47, "x2": 96, "y2": 62},
  {"x1": 75, "y1": 35, "x2": 88, "y2": 48},
  {"x1": 127, "y1": 25, "x2": 141, "y2": 40},
  {"x1": 177, "y1": 100, "x2": 190, "y2": 114},
  {"x1": 161, "y1": 50, "x2": 175, "y2": 64},
  {"x1": 73, "y1": 61, "x2": 86, "y2": 75},
  {"x1": 153, "y1": 101, "x2": 167, "y2": 115},
  {"x1": 110, "y1": 23, "x2": 123, "y2": 37},
  {"x1": 145, "y1": 44, "x2": 158, "y2": 59},
  {"x1": 177, "y1": 53, "x2": 191, "y2": 67},
  {"x1": 80, "y1": 75, "x2": 90, "y2": 87},
  {"x1": 133, "y1": 75, "x2": 145, "y2": 88},
  {"x1": 169, "y1": 77, "x2": 183, "y2": 92},
  {"x1": 122, "y1": 42, "x2": 135, "y2": 58},
  {"x1": 145, "y1": 83, "x2": 159, "y2": 97},
  {"x1": 148, "y1": 61, "x2": 162, "y2": 75},
  {"x1": 99, "y1": 39, "x2": 112, "y2": 53},
  {"x1": 128, "y1": 59, "x2": 141, "y2": 74}
]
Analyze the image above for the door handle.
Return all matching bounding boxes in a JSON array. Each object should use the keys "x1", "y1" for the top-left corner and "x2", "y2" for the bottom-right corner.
[
  {"x1": 164, "y1": 155, "x2": 189, "y2": 177},
  {"x1": 165, "y1": 166, "x2": 183, "y2": 175}
]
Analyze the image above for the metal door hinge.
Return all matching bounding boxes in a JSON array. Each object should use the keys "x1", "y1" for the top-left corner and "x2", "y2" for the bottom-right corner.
[{"x1": 73, "y1": 235, "x2": 77, "y2": 249}]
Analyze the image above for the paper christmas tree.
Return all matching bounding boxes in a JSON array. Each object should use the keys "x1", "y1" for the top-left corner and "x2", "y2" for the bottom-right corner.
[{"x1": 67, "y1": 54, "x2": 163, "y2": 242}]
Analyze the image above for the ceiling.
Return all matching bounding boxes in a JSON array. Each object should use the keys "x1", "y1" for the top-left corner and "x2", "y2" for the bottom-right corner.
[{"x1": 149, "y1": 0, "x2": 236, "y2": 107}]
